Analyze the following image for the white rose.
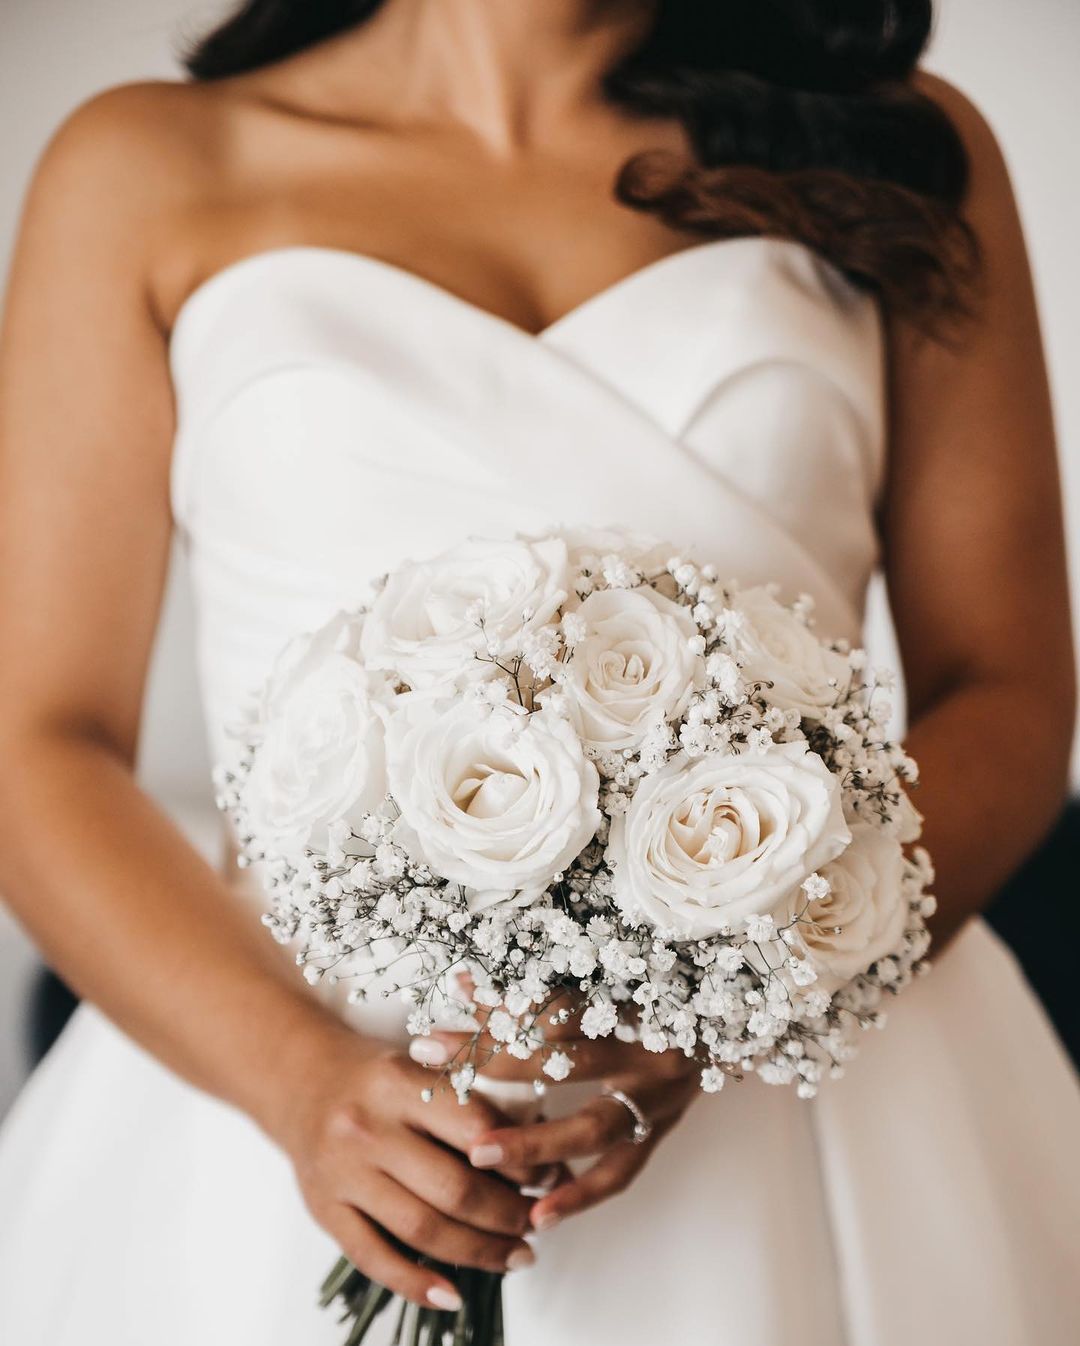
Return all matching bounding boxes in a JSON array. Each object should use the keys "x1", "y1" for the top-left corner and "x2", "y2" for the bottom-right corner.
[
  {"x1": 728, "y1": 586, "x2": 851, "y2": 719},
  {"x1": 609, "y1": 742, "x2": 850, "y2": 939},
  {"x1": 242, "y1": 616, "x2": 387, "y2": 860},
  {"x1": 797, "y1": 824, "x2": 909, "y2": 987},
  {"x1": 361, "y1": 536, "x2": 570, "y2": 688},
  {"x1": 258, "y1": 610, "x2": 366, "y2": 721},
  {"x1": 387, "y1": 701, "x2": 600, "y2": 910},
  {"x1": 558, "y1": 587, "x2": 704, "y2": 750},
  {"x1": 556, "y1": 526, "x2": 675, "y2": 582}
]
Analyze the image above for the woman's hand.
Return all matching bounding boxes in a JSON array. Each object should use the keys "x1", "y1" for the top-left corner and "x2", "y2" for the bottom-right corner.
[
  {"x1": 265, "y1": 1025, "x2": 542, "y2": 1311},
  {"x1": 410, "y1": 1003, "x2": 701, "y2": 1232}
]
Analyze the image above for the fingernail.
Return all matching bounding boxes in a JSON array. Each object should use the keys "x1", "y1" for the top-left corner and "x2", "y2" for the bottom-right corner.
[
  {"x1": 409, "y1": 1038, "x2": 448, "y2": 1066},
  {"x1": 469, "y1": 1143, "x2": 504, "y2": 1168},
  {"x1": 506, "y1": 1245, "x2": 536, "y2": 1272},
  {"x1": 427, "y1": 1286, "x2": 463, "y2": 1312},
  {"x1": 520, "y1": 1165, "x2": 561, "y2": 1198},
  {"x1": 532, "y1": 1209, "x2": 560, "y2": 1232}
]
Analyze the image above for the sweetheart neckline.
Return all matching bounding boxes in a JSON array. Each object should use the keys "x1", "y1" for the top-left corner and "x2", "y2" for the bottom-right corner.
[{"x1": 167, "y1": 234, "x2": 832, "y2": 362}]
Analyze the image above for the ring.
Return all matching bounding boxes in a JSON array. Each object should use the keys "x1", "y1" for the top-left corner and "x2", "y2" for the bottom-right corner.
[{"x1": 600, "y1": 1087, "x2": 653, "y2": 1145}]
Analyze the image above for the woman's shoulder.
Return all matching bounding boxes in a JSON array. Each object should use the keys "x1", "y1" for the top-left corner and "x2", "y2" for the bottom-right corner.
[
  {"x1": 33, "y1": 79, "x2": 236, "y2": 204},
  {"x1": 21, "y1": 83, "x2": 222, "y2": 270},
  {"x1": 28, "y1": 53, "x2": 383, "y2": 238},
  {"x1": 912, "y1": 70, "x2": 1010, "y2": 182},
  {"x1": 18, "y1": 78, "x2": 276, "y2": 324}
]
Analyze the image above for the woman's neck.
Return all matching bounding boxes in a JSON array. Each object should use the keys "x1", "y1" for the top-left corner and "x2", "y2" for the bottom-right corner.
[{"x1": 329, "y1": 0, "x2": 657, "y2": 148}]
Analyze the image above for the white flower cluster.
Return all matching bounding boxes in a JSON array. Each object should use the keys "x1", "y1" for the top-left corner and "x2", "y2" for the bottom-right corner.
[{"x1": 216, "y1": 531, "x2": 934, "y2": 1101}]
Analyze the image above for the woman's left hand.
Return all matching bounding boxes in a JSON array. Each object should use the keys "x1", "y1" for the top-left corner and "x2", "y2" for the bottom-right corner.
[{"x1": 408, "y1": 1005, "x2": 701, "y2": 1232}]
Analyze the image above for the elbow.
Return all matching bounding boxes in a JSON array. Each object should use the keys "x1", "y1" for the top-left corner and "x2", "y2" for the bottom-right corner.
[{"x1": 0, "y1": 716, "x2": 136, "y2": 808}]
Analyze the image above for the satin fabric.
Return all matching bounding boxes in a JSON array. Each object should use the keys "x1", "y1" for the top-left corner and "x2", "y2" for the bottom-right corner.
[{"x1": 1, "y1": 239, "x2": 1077, "y2": 1345}]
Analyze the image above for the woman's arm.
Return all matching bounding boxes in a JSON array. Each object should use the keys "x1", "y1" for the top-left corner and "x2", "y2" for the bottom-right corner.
[
  {"x1": 886, "y1": 75, "x2": 1076, "y2": 951},
  {"x1": 0, "y1": 86, "x2": 536, "y2": 1306},
  {"x1": 0, "y1": 83, "x2": 327, "y2": 1136}
]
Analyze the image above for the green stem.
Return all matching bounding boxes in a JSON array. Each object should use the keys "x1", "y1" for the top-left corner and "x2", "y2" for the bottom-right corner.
[
  {"x1": 344, "y1": 1285, "x2": 394, "y2": 1345},
  {"x1": 492, "y1": 1282, "x2": 505, "y2": 1346},
  {"x1": 397, "y1": 1299, "x2": 422, "y2": 1346},
  {"x1": 321, "y1": 1256, "x2": 366, "y2": 1309},
  {"x1": 321, "y1": 1258, "x2": 505, "y2": 1346}
]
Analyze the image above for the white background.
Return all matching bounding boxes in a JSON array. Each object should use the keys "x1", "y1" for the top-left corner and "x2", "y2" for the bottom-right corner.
[{"x1": 1, "y1": 0, "x2": 1078, "y2": 1114}]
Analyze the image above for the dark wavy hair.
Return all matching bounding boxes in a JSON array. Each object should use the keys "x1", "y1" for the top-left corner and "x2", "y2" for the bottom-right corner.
[{"x1": 184, "y1": 1, "x2": 980, "y2": 333}]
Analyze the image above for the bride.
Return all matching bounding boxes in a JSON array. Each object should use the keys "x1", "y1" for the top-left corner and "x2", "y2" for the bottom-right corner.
[{"x1": 0, "y1": 2, "x2": 1077, "y2": 1343}]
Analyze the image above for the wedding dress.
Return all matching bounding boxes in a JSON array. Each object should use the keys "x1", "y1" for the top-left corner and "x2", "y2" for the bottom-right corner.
[{"x1": 1, "y1": 238, "x2": 1078, "y2": 1345}]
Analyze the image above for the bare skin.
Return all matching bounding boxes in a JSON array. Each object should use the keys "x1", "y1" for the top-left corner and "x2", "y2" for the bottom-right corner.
[{"x1": 0, "y1": 0, "x2": 1073, "y2": 1308}]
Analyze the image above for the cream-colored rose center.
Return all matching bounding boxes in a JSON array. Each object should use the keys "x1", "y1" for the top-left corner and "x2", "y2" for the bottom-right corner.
[
  {"x1": 595, "y1": 645, "x2": 650, "y2": 688},
  {"x1": 453, "y1": 763, "x2": 530, "y2": 818},
  {"x1": 670, "y1": 790, "x2": 769, "y2": 868}
]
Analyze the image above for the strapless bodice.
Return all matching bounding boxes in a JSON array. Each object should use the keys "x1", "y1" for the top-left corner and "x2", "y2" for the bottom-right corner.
[{"x1": 168, "y1": 239, "x2": 885, "y2": 756}]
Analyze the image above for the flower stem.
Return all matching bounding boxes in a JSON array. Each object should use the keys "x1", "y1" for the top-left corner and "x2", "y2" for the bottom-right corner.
[{"x1": 320, "y1": 1257, "x2": 505, "y2": 1346}]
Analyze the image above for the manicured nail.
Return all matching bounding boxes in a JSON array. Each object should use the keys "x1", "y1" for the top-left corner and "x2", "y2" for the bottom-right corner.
[
  {"x1": 427, "y1": 1286, "x2": 463, "y2": 1312},
  {"x1": 532, "y1": 1209, "x2": 561, "y2": 1232},
  {"x1": 520, "y1": 1165, "x2": 561, "y2": 1198},
  {"x1": 409, "y1": 1038, "x2": 448, "y2": 1066},
  {"x1": 469, "y1": 1143, "x2": 504, "y2": 1168},
  {"x1": 506, "y1": 1245, "x2": 536, "y2": 1272}
]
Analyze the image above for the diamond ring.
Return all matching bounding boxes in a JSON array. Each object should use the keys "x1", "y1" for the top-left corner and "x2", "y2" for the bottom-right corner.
[{"x1": 600, "y1": 1087, "x2": 653, "y2": 1145}]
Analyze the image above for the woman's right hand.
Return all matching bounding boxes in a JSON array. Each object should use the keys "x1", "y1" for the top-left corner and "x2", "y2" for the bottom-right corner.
[{"x1": 265, "y1": 1027, "x2": 539, "y2": 1310}]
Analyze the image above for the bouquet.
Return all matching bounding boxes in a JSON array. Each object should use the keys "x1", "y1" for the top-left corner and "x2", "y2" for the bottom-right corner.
[{"x1": 216, "y1": 529, "x2": 934, "y2": 1346}]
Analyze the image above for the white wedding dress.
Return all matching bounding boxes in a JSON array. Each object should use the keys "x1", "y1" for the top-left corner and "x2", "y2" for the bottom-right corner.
[{"x1": 1, "y1": 238, "x2": 1078, "y2": 1345}]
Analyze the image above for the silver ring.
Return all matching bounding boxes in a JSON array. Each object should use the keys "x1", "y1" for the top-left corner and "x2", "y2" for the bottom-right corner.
[{"x1": 601, "y1": 1088, "x2": 653, "y2": 1145}]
